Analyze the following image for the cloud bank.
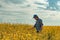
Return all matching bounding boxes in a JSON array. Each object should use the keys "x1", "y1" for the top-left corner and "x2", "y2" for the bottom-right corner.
[{"x1": 0, "y1": 0, "x2": 60, "y2": 25}]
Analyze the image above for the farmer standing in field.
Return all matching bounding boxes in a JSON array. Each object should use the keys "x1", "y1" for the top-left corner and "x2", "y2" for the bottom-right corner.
[{"x1": 33, "y1": 15, "x2": 43, "y2": 33}]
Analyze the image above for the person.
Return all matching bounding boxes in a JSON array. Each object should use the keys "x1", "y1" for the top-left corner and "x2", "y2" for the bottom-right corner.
[{"x1": 33, "y1": 15, "x2": 43, "y2": 33}]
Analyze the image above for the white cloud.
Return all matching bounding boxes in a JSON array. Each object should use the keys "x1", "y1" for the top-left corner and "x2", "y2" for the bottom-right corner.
[
  {"x1": 42, "y1": 11, "x2": 60, "y2": 20},
  {"x1": 51, "y1": 13, "x2": 60, "y2": 20},
  {"x1": 0, "y1": 0, "x2": 60, "y2": 25}
]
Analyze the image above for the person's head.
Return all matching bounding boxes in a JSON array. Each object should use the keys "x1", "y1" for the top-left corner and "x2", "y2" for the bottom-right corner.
[{"x1": 33, "y1": 15, "x2": 39, "y2": 20}]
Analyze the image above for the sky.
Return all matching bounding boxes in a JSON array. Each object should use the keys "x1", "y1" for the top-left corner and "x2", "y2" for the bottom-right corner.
[{"x1": 0, "y1": 0, "x2": 60, "y2": 26}]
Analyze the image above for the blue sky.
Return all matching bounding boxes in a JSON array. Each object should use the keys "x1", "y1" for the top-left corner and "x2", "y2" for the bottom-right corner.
[{"x1": 0, "y1": 0, "x2": 60, "y2": 26}]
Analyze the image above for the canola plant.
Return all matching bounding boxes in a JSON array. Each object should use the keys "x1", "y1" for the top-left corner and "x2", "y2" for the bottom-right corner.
[{"x1": 0, "y1": 23, "x2": 60, "y2": 40}]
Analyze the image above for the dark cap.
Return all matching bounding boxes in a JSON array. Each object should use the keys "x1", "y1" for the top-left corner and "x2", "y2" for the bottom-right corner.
[{"x1": 33, "y1": 15, "x2": 38, "y2": 18}]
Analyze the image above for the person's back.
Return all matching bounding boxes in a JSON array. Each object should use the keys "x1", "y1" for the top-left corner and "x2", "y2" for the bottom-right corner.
[{"x1": 35, "y1": 18, "x2": 43, "y2": 27}]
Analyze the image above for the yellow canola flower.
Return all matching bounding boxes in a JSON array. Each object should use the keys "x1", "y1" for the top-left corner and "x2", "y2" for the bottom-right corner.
[{"x1": 0, "y1": 23, "x2": 60, "y2": 40}]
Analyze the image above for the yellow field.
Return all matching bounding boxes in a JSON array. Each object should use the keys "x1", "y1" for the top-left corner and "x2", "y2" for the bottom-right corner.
[{"x1": 0, "y1": 23, "x2": 60, "y2": 40}]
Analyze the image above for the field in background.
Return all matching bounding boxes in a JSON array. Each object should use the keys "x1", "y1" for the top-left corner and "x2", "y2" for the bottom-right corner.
[{"x1": 0, "y1": 23, "x2": 60, "y2": 40}]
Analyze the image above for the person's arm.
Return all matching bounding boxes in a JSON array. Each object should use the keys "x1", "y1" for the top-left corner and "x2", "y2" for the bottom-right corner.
[
  {"x1": 34, "y1": 23, "x2": 36, "y2": 28},
  {"x1": 28, "y1": 24, "x2": 36, "y2": 30}
]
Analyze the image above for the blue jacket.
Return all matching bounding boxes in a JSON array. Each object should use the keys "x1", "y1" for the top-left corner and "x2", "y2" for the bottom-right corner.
[{"x1": 34, "y1": 18, "x2": 43, "y2": 31}]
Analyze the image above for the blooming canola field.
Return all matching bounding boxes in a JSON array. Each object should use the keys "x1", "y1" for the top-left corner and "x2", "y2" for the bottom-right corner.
[{"x1": 0, "y1": 23, "x2": 60, "y2": 40}]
